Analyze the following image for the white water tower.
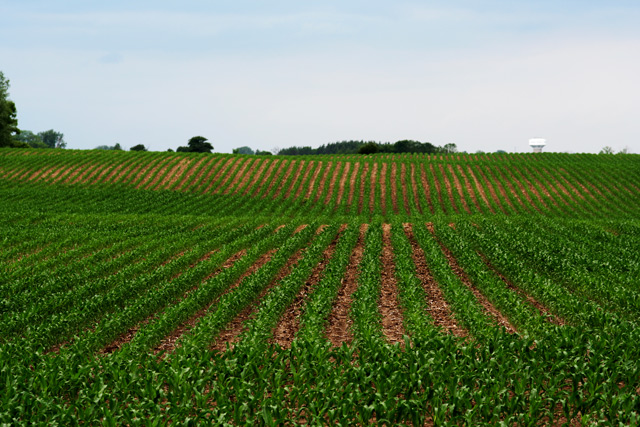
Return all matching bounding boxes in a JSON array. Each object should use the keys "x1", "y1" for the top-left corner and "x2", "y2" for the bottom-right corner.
[{"x1": 529, "y1": 138, "x2": 546, "y2": 153}]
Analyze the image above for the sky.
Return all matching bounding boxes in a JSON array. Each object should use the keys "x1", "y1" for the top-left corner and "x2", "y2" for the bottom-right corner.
[{"x1": 2, "y1": 1, "x2": 639, "y2": 154}]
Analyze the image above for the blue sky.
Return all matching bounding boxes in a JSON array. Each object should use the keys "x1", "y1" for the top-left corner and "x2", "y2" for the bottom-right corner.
[{"x1": 2, "y1": 1, "x2": 639, "y2": 153}]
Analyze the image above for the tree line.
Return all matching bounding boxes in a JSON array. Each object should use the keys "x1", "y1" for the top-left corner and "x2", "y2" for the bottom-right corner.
[{"x1": 277, "y1": 140, "x2": 458, "y2": 156}]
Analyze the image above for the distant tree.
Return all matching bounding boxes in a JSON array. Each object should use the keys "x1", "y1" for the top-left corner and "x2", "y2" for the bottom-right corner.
[
  {"x1": 599, "y1": 146, "x2": 614, "y2": 154},
  {"x1": 358, "y1": 142, "x2": 379, "y2": 155},
  {"x1": 496, "y1": 150, "x2": 506, "y2": 154},
  {"x1": 13, "y1": 130, "x2": 47, "y2": 148},
  {"x1": 256, "y1": 150, "x2": 272, "y2": 155},
  {"x1": 167, "y1": 148, "x2": 174, "y2": 152},
  {"x1": 38, "y1": 129, "x2": 66, "y2": 149},
  {"x1": 618, "y1": 147, "x2": 629, "y2": 154},
  {"x1": 94, "y1": 144, "x2": 122, "y2": 150},
  {"x1": 272, "y1": 146, "x2": 281, "y2": 155},
  {"x1": 0, "y1": 71, "x2": 20, "y2": 147},
  {"x1": 177, "y1": 136, "x2": 213, "y2": 153},
  {"x1": 442, "y1": 143, "x2": 457, "y2": 154},
  {"x1": 130, "y1": 144, "x2": 147, "y2": 152},
  {"x1": 232, "y1": 146, "x2": 255, "y2": 155},
  {"x1": 113, "y1": 143, "x2": 122, "y2": 151}
]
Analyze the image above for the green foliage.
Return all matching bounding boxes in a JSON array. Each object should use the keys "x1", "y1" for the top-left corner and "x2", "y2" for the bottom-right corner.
[
  {"x1": 0, "y1": 71, "x2": 20, "y2": 147},
  {"x1": 177, "y1": 136, "x2": 213, "y2": 153},
  {"x1": 232, "y1": 146, "x2": 254, "y2": 155},
  {"x1": 37, "y1": 129, "x2": 66, "y2": 149},
  {"x1": 129, "y1": 144, "x2": 147, "y2": 152},
  {"x1": 358, "y1": 142, "x2": 379, "y2": 154}
]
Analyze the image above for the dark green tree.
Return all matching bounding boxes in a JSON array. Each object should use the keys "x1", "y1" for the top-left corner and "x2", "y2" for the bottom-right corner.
[
  {"x1": 358, "y1": 142, "x2": 379, "y2": 155},
  {"x1": 255, "y1": 150, "x2": 272, "y2": 155},
  {"x1": 177, "y1": 136, "x2": 213, "y2": 153},
  {"x1": 232, "y1": 146, "x2": 254, "y2": 155},
  {"x1": 0, "y1": 71, "x2": 20, "y2": 147},
  {"x1": 38, "y1": 129, "x2": 67, "y2": 149},
  {"x1": 13, "y1": 130, "x2": 47, "y2": 148},
  {"x1": 130, "y1": 144, "x2": 147, "y2": 152}
]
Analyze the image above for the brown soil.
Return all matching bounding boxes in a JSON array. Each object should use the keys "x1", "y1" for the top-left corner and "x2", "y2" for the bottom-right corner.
[
  {"x1": 554, "y1": 171, "x2": 584, "y2": 202},
  {"x1": 419, "y1": 164, "x2": 434, "y2": 214},
  {"x1": 159, "y1": 158, "x2": 193, "y2": 190},
  {"x1": 312, "y1": 162, "x2": 332, "y2": 203},
  {"x1": 409, "y1": 164, "x2": 422, "y2": 214},
  {"x1": 325, "y1": 224, "x2": 367, "y2": 347},
  {"x1": 479, "y1": 254, "x2": 565, "y2": 326},
  {"x1": 136, "y1": 158, "x2": 171, "y2": 189},
  {"x1": 305, "y1": 161, "x2": 324, "y2": 199},
  {"x1": 243, "y1": 158, "x2": 270, "y2": 196},
  {"x1": 172, "y1": 157, "x2": 207, "y2": 191},
  {"x1": 439, "y1": 164, "x2": 459, "y2": 214},
  {"x1": 504, "y1": 168, "x2": 540, "y2": 213},
  {"x1": 66, "y1": 163, "x2": 98, "y2": 184},
  {"x1": 100, "y1": 163, "x2": 127, "y2": 184},
  {"x1": 203, "y1": 157, "x2": 236, "y2": 194},
  {"x1": 120, "y1": 162, "x2": 148, "y2": 185},
  {"x1": 211, "y1": 241, "x2": 311, "y2": 352},
  {"x1": 465, "y1": 165, "x2": 494, "y2": 213},
  {"x1": 514, "y1": 168, "x2": 549, "y2": 209},
  {"x1": 379, "y1": 224, "x2": 406, "y2": 345},
  {"x1": 346, "y1": 162, "x2": 359, "y2": 208},
  {"x1": 271, "y1": 225, "x2": 346, "y2": 348},
  {"x1": 430, "y1": 164, "x2": 447, "y2": 213},
  {"x1": 335, "y1": 162, "x2": 351, "y2": 207},
  {"x1": 272, "y1": 160, "x2": 296, "y2": 199},
  {"x1": 399, "y1": 163, "x2": 410, "y2": 215},
  {"x1": 263, "y1": 159, "x2": 288, "y2": 198},
  {"x1": 222, "y1": 158, "x2": 252, "y2": 194},
  {"x1": 426, "y1": 224, "x2": 516, "y2": 334},
  {"x1": 495, "y1": 168, "x2": 524, "y2": 210},
  {"x1": 152, "y1": 249, "x2": 275, "y2": 355},
  {"x1": 145, "y1": 158, "x2": 184, "y2": 191},
  {"x1": 369, "y1": 162, "x2": 378, "y2": 214},
  {"x1": 82, "y1": 164, "x2": 113, "y2": 185},
  {"x1": 189, "y1": 157, "x2": 223, "y2": 193},
  {"x1": 379, "y1": 162, "x2": 388, "y2": 215},
  {"x1": 284, "y1": 161, "x2": 305, "y2": 199},
  {"x1": 324, "y1": 162, "x2": 342, "y2": 204},
  {"x1": 213, "y1": 157, "x2": 243, "y2": 194},
  {"x1": 403, "y1": 224, "x2": 467, "y2": 337},
  {"x1": 475, "y1": 165, "x2": 507, "y2": 214},
  {"x1": 294, "y1": 161, "x2": 314, "y2": 200},
  {"x1": 232, "y1": 158, "x2": 260, "y2": 195},
  {"x1": 358, "y1": 163, "x2": 369, "y2": 214},
  {"x1": 447, "y1": 164, "x2": 470, "y2": 214},
  {"x1": 51, "y1": 164, "x2": 80, "y2": 183},
  {"x1": 526, "y1": 167, "x2": 554, "y2": 200},
  {"x1": 32, "y1": 166, "x2": 57, "y2": 182},
  {"x1": 456, "y1": 165, "x2": 481, "y2": 213}
]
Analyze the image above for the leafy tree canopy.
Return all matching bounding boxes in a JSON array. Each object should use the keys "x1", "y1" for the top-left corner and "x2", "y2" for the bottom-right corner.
[
  {"x1": 130, "y1": 144, "x2": 148, "y2": 152},
  {"x1": 38, "y1": 129, "x2": 66, "y2": 149},
  {"x1": 232, "y1": 146, "x2": 255, "y2": 155},
  {"x1": 177, "y1": 136, "x2": 213, "y2": 153},
  {"x1": 0, "y1": 71, "x2": 20, "y2": 148}
]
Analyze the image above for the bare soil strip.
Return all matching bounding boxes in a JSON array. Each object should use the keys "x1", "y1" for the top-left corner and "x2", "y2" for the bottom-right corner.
[
  {"x1": 213, "y1": 157, "x2": 243, "y2": 194},
  {"x1": 172, "y1": 157, "x2": 207, "y2": 191},
  {"x1": 409, "y1": 164, "x2": 422, "y2": 214},
  {"x1": 335, "y1": 162, "x2": 351, "y2": 207},
  {"x1": 390, "y1": 163, "x2": 400, "y2": 214},
  {"x1": 403, "y1": 224, "x2": 467, "y2": 337},
  {"x1": 186, "y1": 157, "x2": 221, "y2": 192},
  {"x1": 465, "y1": 165, "x2": 493, "y2": 213},
  {"x1": 439, "y1": 164, "x2": 459, "y2": 214},
  {"x1": 243, "y1": 158, "x2": 269, "y2": 196},
  {"x1": 326, "y1": 224, "x2": 367, "y2": 347},
  {"x1": 211, "y1": 244, "x2": 310, "y2": 352},
  {"x1": 358, "y1": 163, "x2": 369, "y2": 214},
  {"x1": 379, "y1": 162, "x2": 388, "y2": 215},
  {"x1": 429, "y1": 164, "x2": 446, "y2": 213},
  {"x1": 80, "y1": 164, "x2": 112, "y2": 185},
  {"x1": 284, "y1": 161, "x2": 305, "y2": 199},
  {"x1": 272, "y1": 160, "x2": 296, "y2": 199},
  {"x1": 263, "y1": 159, "x2": 288, "y2": 198},
  {"x1": 222, "y1": 158, "x2": 253, "y2": 194},
  {"x1": 514, "y1": 168, "x2": 549, "y2": 209},
  {"x1": 232, "y1": 158, "x2": 261, "y2": 195},
  {"x1": 380, "y1": 224, "x2": 406, "y2": 345},
  {"x1": 159, "y1": 158, "x2": 194, "y2": 190},
  {"x1": 145, "y1": 158, "x2": 183, "y2": 190},
  {"x1": 203, "y1": 158, "x2": 236, "y2": 194},
  {"x1": 427, "y1": 224, "x2": 516, "y2": 334},
  {"x1": 475, "y1": 166, "x2": 507, "y2": 214},
  {"x1": 496, "y1": 168, "x2": 524, "y2": 210},
  {"x1": 419, "y1": 164, "x2": 434, "y2": 214},
  {"x1": 400, "y1": 163, "x2": 410, "y2": 215},
  {"x1": 136, "y1": 158, "x2": 171, "y2": 189},
  {"x1": 346, "y1": 162, "x2": 359, "y2": 208},
  {"x1": 312, "y1": 161, "x2": 332, "y2": 203},
  {"x1": 150, "y1": 249, "x2": 275, "y2": 355},
  {"x1": 294, "y1": 161, "x2": 314, "y2": 199},
  {"x1": 66, "y1": 163, "x2": 98, "y2": 184},
  {"x1": 271, "y1": 225, "x2": 346, "y2": 348},
  {"x1": 456, "y1": 165, "x2": 481, "y2": 213},
  {"x1": 479, "y1": 254, "x2": 565, "y2": 326},
  {"x1": 447, "y1": 164, "x2": 470, "y2": 214},
  {"x1": 305, "y1": 161, "x2": 324, "y2": 199},
  {"x1": 552, "y1": 170, "x2": 584, "y2": 202},
  {"x1": 324, "y1": 162, "x2": 342, "y2": 205},
  {"x1": 504, "y1": 169, "x2": 540, "y2": 213},
  {"x1": 101, "y1": 163, "x2": 127, "y2": 184},
  {"x1": 251, "y1": 159, "x2": 279, "y2": 197},
  {"x1": 369, "y1": 162, "x2": 378, "y2": 214}
]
